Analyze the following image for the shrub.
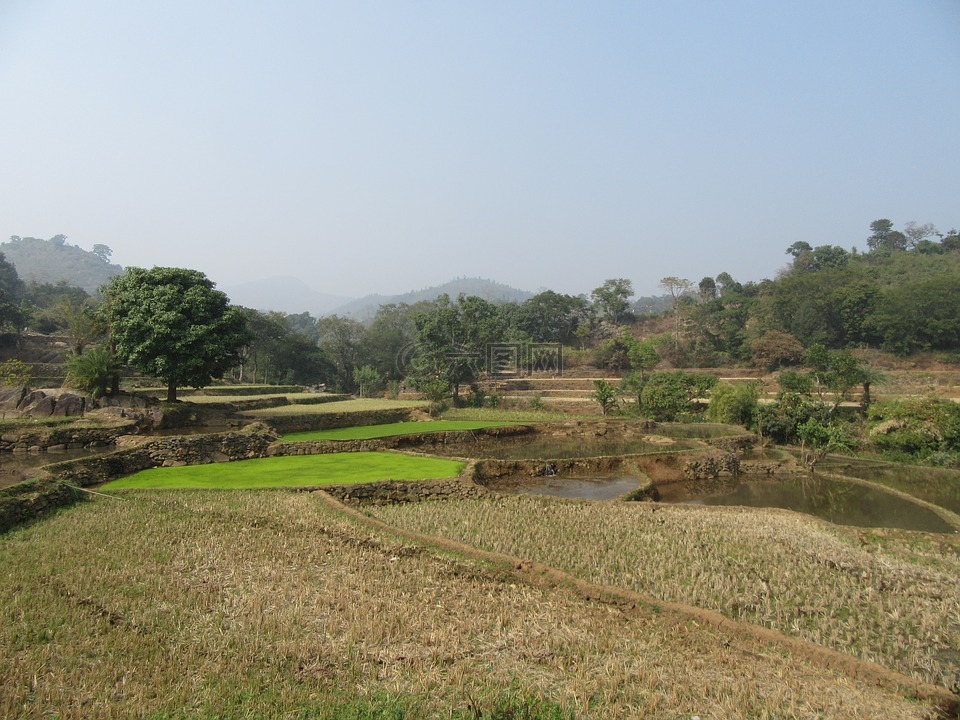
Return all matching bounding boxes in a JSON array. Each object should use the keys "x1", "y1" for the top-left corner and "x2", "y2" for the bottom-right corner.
[
  {"x1": 868, "y1": 399, "x2": 960, "y2": 459},
  {"x1": 591, "y1": 380, "x2": 618, "y2": 415},
  {"x1": 64, "y1": 348, "x2": 117, "y2": 397},
  {"x1": 0, "y1": 359, "x2": 31, "y2": 387},
  {"x1": 639, "y1": 371, "x2": 717, "y2": 421},
  {"x1": 706, "y1": 382, "x2": 759, "y2": 427}
]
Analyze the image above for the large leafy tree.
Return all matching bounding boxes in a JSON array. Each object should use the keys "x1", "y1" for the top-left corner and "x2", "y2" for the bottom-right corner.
[
  {"x1": 591, "y1": 278, "x2": 634, "y2": 324},
  {"x1": 513, "y1": 290, "x2": 590, "y2": 344},
  {"x1": 101, "y1": 267, "x2": 250, "y2": 401}
]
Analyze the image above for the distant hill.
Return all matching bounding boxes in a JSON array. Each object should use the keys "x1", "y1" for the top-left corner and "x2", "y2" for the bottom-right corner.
[
  {"x1": 221, "y1": 276, "x2": 352, "y2": 315},
  {"x1": 1, "y1": 235, "x2": 123, "y2": 293},
  {"x1": 329, "y1": 277, "x2": 534, "y2": 319}
]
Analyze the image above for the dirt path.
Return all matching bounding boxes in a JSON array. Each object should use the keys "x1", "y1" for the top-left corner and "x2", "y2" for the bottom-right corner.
[{"x1": 314, "y1": 490, "x2": 960, "y2": 718}]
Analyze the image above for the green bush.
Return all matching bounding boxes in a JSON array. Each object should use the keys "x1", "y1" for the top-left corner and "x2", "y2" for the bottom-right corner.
[
  {"x1": 639, "y1": 371, "x2": 716, "y2": 421},
  {"x1": 706, "y1": 382, "x2": 759, "y2": 427},
  {"x1": 0, "y1": 359, "x2": 31, "y2": 387},
  {"x1": 868, "y1": 399, "x2": 960, "y2": 459},
  {"x1": 64, "y1": 348, "x2": 117, "y2": 397}
]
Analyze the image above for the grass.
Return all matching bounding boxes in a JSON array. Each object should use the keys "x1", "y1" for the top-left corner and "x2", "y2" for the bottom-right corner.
[
  {"x1": 0, "y1": 490, "x2": 937, "y2": 719},
  {"x1": 241, "y1": 398, "x2": 428, "y2": 417},
  {"x1": 182, "y1": 392, "x2": 346, "y2": 405},
  {"x1": 101, "y1": 452, "x2": 465, "y2": 489},
  {"x1": 280, "y1": 420, "x2": 524, "y2": 442},
  {"x1": 373, "y1": 495, "x2": 960, "y2": 692},
  {"x1": 441, "y1": 407, "x2": 576, "y2": 423}
]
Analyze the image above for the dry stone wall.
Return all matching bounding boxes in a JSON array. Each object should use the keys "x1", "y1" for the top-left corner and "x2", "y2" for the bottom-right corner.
[{"x1": 319, "y1": 476, "x2": 488, "y2": 506}]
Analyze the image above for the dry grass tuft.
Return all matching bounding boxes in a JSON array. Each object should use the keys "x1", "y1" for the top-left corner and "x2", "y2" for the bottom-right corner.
[
  {"x1": 0, "y1": 491, "x2": 944, "y2": 718},
  {"x1": 373, "y1": 495, "x2": 960, "y2": 692}
]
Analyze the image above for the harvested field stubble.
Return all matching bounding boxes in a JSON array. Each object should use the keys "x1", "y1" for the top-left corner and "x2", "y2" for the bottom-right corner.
[
  {"x1": 373, "y1": 496, "x2": 960, "y2": 693},
  {"x1": 0, "y1": 491, "x2": 944, "y2": 719}
]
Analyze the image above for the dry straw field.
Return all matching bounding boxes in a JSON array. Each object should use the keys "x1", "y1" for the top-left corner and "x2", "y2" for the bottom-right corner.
[
  {"x1": 2, "y1": 489, "x2": 953, "y2": 719},
  {"x1": 374, "y1": 495, "x2": 960, "y2": 693}
]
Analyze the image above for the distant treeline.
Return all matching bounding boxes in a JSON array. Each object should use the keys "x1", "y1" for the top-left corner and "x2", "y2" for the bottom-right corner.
[{"x1": 0, "y1": 219, "x2": 957, "y2": 393}]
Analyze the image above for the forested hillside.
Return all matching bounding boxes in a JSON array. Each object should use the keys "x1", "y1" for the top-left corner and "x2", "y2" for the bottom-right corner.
[
  {"x1": 681, "y1": 221, "x2": 960, "y2": 365},
  {"x1": 0, "y1": 235, "x2": 122, "y2": 293}
]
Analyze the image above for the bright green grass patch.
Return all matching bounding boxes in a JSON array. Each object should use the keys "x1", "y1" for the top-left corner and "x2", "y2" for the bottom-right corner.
[
  {"x1": 281, "y1": 420, "x2": 523, "y2": 442},
  {"x1": 102, "y1": 452, "x2": 465, "y2": 490}
]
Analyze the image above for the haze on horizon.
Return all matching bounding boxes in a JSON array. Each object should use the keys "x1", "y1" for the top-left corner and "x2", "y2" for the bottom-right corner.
[{"x1": 1, "y1": 1, "x2": 957, "y2": 300}]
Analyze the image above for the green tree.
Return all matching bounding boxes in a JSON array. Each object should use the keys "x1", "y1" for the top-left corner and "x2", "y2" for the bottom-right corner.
[
  {"x1": 640, "y1": 370, "x2": 717, "y2": 421},
  {"x1": 591, "y1": 379, "x2": 619, "y2": 415},
  {"x1": 101, "y1": 267, "x2": 250, "y2": 402},
  {"x1": 866, "y1": 218, "x2": 907, "y2": 253},
  {"x1": 867, "y1": 275, "x2": 960, "y2": 353},
  {"x1": 513, "y1": 290, "x2": 589, "y2": 344},
  {"x1": 317, "y1": 314, "x2": 365, "y2": 391},
  {"x1": 410, "y1": 295, "x2": 505, "y2": 407},
  {"x1": 353, "y1": 365, "x2": 385, "y2": 398},
  {"x1": 360, "y1": 303, "x2": 419, "y2": 382},
  {"x1": 626, "y1": 336, "x2": 661, "y2": 380},
  {"x1": 54, "y1": 297, "x2": 103, "y2": 355},
  {"x1": 591, "y1": 278, "x2": 634, "y2": 324},
  {"x1": 697, "y1": 276, "x2": 717, "y2": 302},
  {"x1": 0, "y1": 251, "x2": 25, "y2": 331},
  {"x1": 796, "y1": 418, "x2": 856, "y2": 469}
]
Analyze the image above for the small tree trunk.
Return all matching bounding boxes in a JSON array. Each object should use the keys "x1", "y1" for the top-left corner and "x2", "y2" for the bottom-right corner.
[{"x1": 167, "y1": 381, "x2": 178, "y2": 403}]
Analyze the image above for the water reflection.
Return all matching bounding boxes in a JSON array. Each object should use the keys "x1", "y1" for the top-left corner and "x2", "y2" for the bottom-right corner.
[
  {"x1": 0, "y1": 447, "x2": 104, "y2": 489},
  {"x1": 656, "y1": 474, "x2": 956, "y2": 533}
]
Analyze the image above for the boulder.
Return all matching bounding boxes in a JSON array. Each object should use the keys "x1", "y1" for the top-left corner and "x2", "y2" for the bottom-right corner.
[{"x1": 52, "y1": 393, "x2": 86, "y2": 417}]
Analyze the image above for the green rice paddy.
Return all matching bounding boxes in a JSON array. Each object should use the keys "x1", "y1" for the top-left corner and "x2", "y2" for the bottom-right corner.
[{"x1": 102, "y1": 452, "x2": 466, "y2": 490}]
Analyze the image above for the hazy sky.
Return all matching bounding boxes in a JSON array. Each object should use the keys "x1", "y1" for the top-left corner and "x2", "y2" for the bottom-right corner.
[{"x1": 1, "y1": 1, "x2": 958, "y2": 300}]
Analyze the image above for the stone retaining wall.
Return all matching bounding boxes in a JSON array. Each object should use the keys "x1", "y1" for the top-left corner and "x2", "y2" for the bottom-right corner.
[
  {"x1": 266, "y1": 425, "x2": 533, "y2": 457},
  {"x1": 0, "y1": 424, "x2": 282, "y2": 533},
  {"x1": 319, "y1": 476, "x2": 488, "y2": 506},
  {"x1": 0, "y1": 477, "x2": 82, "y2": 534},
  {"x1": 473, "y1": 449, "x2": 740, "y2": 486},
  {"x1": 0, "y1": 423, "x2": 137, "y2": 453},
  {"x1": 44, "y1": 423, "x2": 279, "y2": 488},
  {"x1": 252, "y1": 408, "x2": 416, "y2": 434}
]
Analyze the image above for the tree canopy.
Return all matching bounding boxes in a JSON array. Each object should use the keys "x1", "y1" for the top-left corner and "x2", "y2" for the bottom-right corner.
[{"x1": 101, "y1": 267, "x2": 250, "y2": 401}]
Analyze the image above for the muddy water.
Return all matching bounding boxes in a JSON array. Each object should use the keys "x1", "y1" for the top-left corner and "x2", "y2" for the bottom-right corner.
[
  {"x1": 656, "y1": 474, "x2": 956, "y2": 534},
  {"x1": 0, "y1": 447, "x2": 104, "y2": 489},
  {"x1": 491, "y1": 475, "x2": 642, "y2": 500},
  {"x1": 826, "y1": 463, "x2": 960, "y2": 515}
]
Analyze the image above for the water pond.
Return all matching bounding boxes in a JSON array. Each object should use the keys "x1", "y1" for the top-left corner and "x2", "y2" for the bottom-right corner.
[
  {"x1": 824, "y1": 462, "x2": 960, "y2": 515},
  {"x1": 0, "y1": 447, "x2": 105, "y2": 490},
  {"x1": 656, "y1": 474, "x2": 956, "y2": 534}
]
